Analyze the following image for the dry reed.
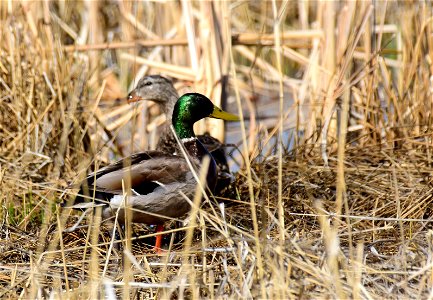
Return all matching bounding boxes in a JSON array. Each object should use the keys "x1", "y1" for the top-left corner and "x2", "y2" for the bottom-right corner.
[{"x1": 1, "y1": 1, "x2": 433, "y2": 299}]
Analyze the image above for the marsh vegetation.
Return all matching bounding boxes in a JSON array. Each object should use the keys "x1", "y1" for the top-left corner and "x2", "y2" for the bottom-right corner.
[{"x1": 1, "y1": 1, "x2": 433, "y2": 298}]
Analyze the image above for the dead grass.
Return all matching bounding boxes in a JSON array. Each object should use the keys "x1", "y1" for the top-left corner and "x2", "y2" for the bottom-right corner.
[{"x1": 1, "y1": 1, "x2": 433, "y2": 299}]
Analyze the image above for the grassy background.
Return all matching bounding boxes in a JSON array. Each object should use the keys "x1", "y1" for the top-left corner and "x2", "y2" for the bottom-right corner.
[{"x1": 1, "y1": 1, "x2": 433, "y2": 298}]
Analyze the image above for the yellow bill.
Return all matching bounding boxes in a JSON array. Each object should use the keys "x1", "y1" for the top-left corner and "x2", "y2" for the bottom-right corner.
[{"x1": 209, "y1": 105, "x2": 240, "y2": 121}]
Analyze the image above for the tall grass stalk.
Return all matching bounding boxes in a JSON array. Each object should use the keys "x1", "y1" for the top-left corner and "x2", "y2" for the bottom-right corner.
[{"x1": 2, "y1": 1, "x2": 433, "y2": 298}]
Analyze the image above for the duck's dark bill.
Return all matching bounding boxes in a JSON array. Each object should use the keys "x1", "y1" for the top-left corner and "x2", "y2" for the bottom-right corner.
[
  {"x1": 210, "y1": 105, "x2": 239, "y2": 121},
  {"x1": 127, "y1": 92, "x2": 142, "y2": 103}
]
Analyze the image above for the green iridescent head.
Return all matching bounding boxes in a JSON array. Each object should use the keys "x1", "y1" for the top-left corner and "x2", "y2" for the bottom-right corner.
[{"x1": 172, "y1": 93, "x2": 239, "y2": 139}]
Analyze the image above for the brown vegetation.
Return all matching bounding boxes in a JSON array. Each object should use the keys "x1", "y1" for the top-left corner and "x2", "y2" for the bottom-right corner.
[{"x1": 1, "y1": 1, "x2": 433, "y2": 298}]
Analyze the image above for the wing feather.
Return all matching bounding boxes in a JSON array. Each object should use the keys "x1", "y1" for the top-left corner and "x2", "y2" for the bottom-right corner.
[{"x1": 72, "y1": 151, "x2": 193, "y2": 205}]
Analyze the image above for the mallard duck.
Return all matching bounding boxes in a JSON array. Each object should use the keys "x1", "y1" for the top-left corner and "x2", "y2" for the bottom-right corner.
[
  {"x1": 71, "y1": 93, "x2": 239, "y2": 251},
  {"x1": 127, "y1": 75, "x2": 233, "y2": 194}
]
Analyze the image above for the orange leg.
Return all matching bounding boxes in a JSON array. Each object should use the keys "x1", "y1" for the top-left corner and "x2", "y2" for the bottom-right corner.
[{"x1": 153, "y1": 224, "x2": 165, "y2": 253}]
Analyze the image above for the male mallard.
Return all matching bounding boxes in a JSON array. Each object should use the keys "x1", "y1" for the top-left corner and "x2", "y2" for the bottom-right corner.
[
  {"x1": 72, "y1": 93, "x2": 239, "y2": 251},
  {"x1": 127, "y1": 75, "x2": 233, "y2": 194}
]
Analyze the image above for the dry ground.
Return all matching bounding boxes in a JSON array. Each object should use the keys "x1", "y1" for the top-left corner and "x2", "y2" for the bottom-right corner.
[{"x1": 2, "y1": 1, "x2": 433, "y2": 299}]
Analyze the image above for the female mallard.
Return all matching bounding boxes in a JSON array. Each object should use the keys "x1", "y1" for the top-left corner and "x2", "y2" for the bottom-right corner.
[
  {"x1": 127, "y1": 75, "x2": 233, "y2": 194},
  {"x1": 73, "y1": 93, "x2": 239, "y2": 251}
]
